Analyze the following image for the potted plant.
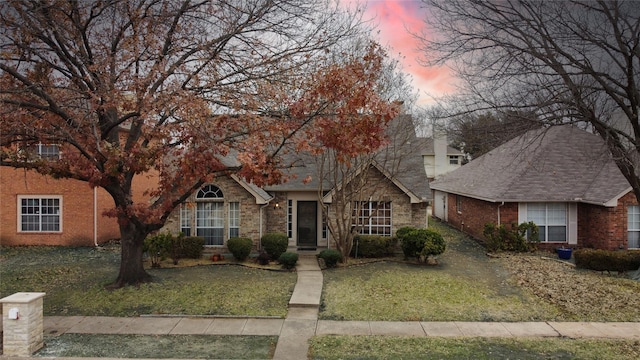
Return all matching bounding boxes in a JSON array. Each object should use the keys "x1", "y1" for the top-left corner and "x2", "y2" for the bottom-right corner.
[{"x1": 557, "y1": 246, "x2": 572, "y2": 260}]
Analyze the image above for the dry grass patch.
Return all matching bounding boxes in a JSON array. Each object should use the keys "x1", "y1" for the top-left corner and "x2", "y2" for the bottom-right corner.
[{"x1": 498, "y1": 254, "x2": 640, "y2": 321}]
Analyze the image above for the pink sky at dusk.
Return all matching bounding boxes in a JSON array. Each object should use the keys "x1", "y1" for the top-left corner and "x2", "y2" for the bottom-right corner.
[{"x1": 359, "y1": 0, "x2": 455, "y2": 105}]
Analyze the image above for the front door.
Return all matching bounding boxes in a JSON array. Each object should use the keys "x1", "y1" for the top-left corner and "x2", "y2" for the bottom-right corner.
[{"x1": 297, "y1": 201, "x2": 317, "y2": 247}]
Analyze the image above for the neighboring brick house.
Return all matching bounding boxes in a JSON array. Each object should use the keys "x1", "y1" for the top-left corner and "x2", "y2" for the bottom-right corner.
[
  {"x1": 0, "y1": 163, "x2": 158, "y2": 247},
  {"x1": 3, "y1": 116, "x2": 431, "y2": 251},
  {"x1": 430, "y1": 125, "x2": 639, "y2": 250}
]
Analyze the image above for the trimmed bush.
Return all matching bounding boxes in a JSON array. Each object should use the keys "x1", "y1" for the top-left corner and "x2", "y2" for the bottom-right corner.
[
  {"x1": 318, "y1": 249, "x2": 342, "y2": 268},
  {"x1": 256, "y1": 250, "x2": 270, "y2": 265},
  {"x1": 177, "y1": 236, "x2": 205, "y2": 259},
  {"x1": 278, "y1": 251, "x2": 299, "y2": 269},
  {"x1": 420, "y1": 231, "x2": 446, "y2": 257},
  {"x1": 574, "y1": 248, "x2": 640, "y2": 272},
  {"x1": 143, "y1": 232, "x2": 173, "y2": 267},
  {"x1": 483, "y1": 222, "x2": 539, "y2": 253},
  {"x1": 351, "y1": 235, "x2": 397, "y2": 258},
  {"x1": 399, "y1": 227, "x2": 446, "y2": 261},
  {"x1": 227, "y1": 237, "x2": 253, "y2": 261},
  {"x1": 261, "y1": 233, "x2": 289, "y2": 260}
]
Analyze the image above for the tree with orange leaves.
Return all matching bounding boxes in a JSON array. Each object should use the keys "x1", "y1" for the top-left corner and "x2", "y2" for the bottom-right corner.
[{"x1": 0, "y1": 0, "x2": 399, "y2": 287}]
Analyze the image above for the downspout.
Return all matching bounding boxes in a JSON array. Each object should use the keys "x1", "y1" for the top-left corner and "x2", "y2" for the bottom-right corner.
[
  {"x1": 497, "y1": 201, "x2": 505, "y2": 226},
  {"x1": 93, "y1": 187, "x2": 98, "y2": 247}
]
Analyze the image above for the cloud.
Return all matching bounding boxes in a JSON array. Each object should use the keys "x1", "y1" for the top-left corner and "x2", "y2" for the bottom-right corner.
[{"x1": 362, "y1": 0, "x2": 455, "y2": 104}]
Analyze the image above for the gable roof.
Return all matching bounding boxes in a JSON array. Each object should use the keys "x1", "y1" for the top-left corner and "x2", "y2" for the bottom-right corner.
[
  {"x1": 429, "y1": 125, "x2": 631, "y2": 206},
  {"x1": 264, "y1": 115, "x2": 431, "y2": 202}
]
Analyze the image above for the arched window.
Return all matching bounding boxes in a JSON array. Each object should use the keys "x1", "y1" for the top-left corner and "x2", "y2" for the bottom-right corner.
[
  {"x1": 180, "y1": 184, "x2": 241, "y2": 246},
  {"x1": 197, "y1": 185, "x2": 223, "y2": 199},
  {"x1": 196, "y1": 185, "x2": 224, "y2": 245}
]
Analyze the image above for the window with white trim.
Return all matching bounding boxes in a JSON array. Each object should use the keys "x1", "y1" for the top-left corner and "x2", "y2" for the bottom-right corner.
[
  {"x1": 527, "y1": 203, "x2": 567, "y2": 242},
  {"x1": 25, "y1": 143, "x2": 60, "y2": 160},
  {"x1": 627, "y1": 206, "x2": 640, "y2": 249},
  {"x1": 180, "y1": 205, "x2": 192, "y2": 236},
  {"x1": 196, "y1": 185, "x2": 224, "y2": 246},
  {"x1": 19, "y1": 196, "x2": 61, "y2": 232},
  {"x1": 449, "y1": 155, "x2": 459, "y2": 165},
  {"x1": 229, "y1": 202, "x2": 240, "y2": 239},
  {"x1": 352, "y1": 201, "x2": 392, "y2": 236}
]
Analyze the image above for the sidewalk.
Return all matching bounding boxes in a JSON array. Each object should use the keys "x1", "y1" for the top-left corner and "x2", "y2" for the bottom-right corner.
[{"x1": 5, "y1": 255, "x2": 640, "y2": 359}]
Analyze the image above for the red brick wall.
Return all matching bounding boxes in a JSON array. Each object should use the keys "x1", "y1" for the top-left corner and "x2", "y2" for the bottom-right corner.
[
  {"x1": 1, "y1": 167, "x2": 120, "y2": 246},
  {"x1": 578, "y1": 192, "x2": 637, "y2": 250},
  {"x1": 439, "y1": 190, "x2": 639, "y2": 250},
  {"x1": 444, "y1": 194, "x2": 516, "y2": 240}
]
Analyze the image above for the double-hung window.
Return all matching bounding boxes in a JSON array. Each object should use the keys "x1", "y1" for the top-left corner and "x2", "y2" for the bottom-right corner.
[
  {"x1": 628, "y1": 206, "x2": 640, "y2": 249},
  {"x1": 181, "y1": 185, "x2": 241, "y2": 246},
  {"x1": 352, "y1": 201, "x2": 392, "y2": 236},
  {"x1": 527, "y1": 203, "x2": 567, "y2": 242},
  {"x1": 229, "y1": 202, "x2": 240, "y2": 239},
  {"x1": 19, "y1": 196, "x2": 61, "y2": 232},
  {"x1": 180, "y1": 205, "x2": 193, "y2": 236}
]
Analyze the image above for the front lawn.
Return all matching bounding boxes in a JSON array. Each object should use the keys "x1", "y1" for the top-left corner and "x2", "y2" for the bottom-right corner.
[
  {"x1": 0, "y1": 245, "x2": 296, "y2": 317},
  {"x1": 320, "y1": 219, "x2": 640, "y2": 322},
  {"x1": 309, "y1": 336, "x2": 640, "y2": 360}
]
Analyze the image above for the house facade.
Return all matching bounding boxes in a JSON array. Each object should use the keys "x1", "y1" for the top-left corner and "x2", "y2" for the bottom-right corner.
[
  {"x1": 2, "y1": 116, "x2": 431, "y2": 251},
  {"x1": 161, "y1": 115, "x2": 431, "y2": 251},
  {"x1": 430, "y1": 125, "x2": 639, "y2": 250},
  {"x1": 419, "y1": 135, "x2": 464, "y2": 180}
]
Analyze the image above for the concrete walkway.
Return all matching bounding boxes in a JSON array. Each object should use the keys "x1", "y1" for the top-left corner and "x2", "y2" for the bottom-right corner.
[{"x1": 5, "y1": 255, "x2": 640, "y2": 359}]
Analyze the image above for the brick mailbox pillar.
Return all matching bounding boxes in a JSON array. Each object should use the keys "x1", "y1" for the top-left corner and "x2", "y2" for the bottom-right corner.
[{"x1": 1, "y1": 292, "x2": 46, "y2": 357}]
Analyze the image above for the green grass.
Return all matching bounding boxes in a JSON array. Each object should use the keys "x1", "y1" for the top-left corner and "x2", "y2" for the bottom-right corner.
[
  {"x1": 35, "y1": 334, "x2": 276, "y2": 359},
  {"x1": 319, "y1": 262, "x2": 556, "y2": 321},
  {"x1": 309, "y1": 336, "x2": 640, "y2": 360},
  {"x1": 0, "y1": 245, "x2": 296, "y2": 317}
]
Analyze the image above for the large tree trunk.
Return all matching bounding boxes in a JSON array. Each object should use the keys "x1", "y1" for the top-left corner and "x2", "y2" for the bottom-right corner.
[{"x1": 108, "y1": 221, "x2": 153, "y2": 289}]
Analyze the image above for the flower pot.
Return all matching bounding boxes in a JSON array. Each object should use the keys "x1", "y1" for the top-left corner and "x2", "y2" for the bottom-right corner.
[{"x1": 557, "y1": 247, "x2": 572, "y2": 260}]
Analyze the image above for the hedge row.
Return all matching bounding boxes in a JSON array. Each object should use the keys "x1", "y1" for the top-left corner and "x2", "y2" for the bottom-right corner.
[{"x1": 574, "y1": 248, "x2": 640, "y2": 272}]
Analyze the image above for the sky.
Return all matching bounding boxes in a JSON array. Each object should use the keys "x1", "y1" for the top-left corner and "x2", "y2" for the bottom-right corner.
[{"x1": 357, "y1": 0, "x2": 454, "y2": 106}]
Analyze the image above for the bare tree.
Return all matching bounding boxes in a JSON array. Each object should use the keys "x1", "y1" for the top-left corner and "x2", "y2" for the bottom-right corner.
[
  {"x1": 318, "y1": 113, "x2": 421, "y2": 262},
  {"x1": 448, "y1": 110, "x2": 540, "y2": 160},
  {"x1": 0, "y1": 0, "x2": 399, "y2": 287},
  {"x1": 419, "y1": 0, "x2": 640, "y2": 201}
]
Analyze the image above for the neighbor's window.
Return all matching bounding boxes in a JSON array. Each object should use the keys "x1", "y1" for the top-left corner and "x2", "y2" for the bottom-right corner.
[
  {"x1": 449, "y1": 155, "x2": 459, "y2": 165},
  {"x1": 352, "y1": 201, "x2": 392, "y2": 236},
  {"x1": 456, "y1": 195, "x2": 462, "y2": 213},
  {"x1": 19, "y1": 196, "x2": 61, "y2": 232},
  {"x1": 627, "y1": 206, "x2": 640, "y2": 249},
  {"x1": 26, "y1": 143, "x2": 60, "y2": 160},
  {"x1": 527, "y1": 203, "x2": 566, "y2": 242}
]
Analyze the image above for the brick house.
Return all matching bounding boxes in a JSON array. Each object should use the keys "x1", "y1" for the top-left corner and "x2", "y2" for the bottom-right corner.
[
  {"x1": 430, "y1": 125, "x2": 639, "y2": 250},
  {"x1": 2, "y1": 116, "x2": 431, "y2": 251}
]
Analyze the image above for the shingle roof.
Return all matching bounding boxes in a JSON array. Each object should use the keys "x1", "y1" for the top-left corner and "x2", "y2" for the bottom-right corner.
[
  {"x1": 429, "y1": 125, "x2": 631, "y2": 205},
  {"x1": 264, "y1": 115, "x2": 431, "y2": 202}
]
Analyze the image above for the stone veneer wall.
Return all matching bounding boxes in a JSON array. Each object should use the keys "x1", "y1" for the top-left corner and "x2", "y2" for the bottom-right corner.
[
  {"x1": 1, "y1": 292, "x2": 45, "y2": 357},
  {"x1": 161, "y1": 176, "x2": 265, "y2": 250}
]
